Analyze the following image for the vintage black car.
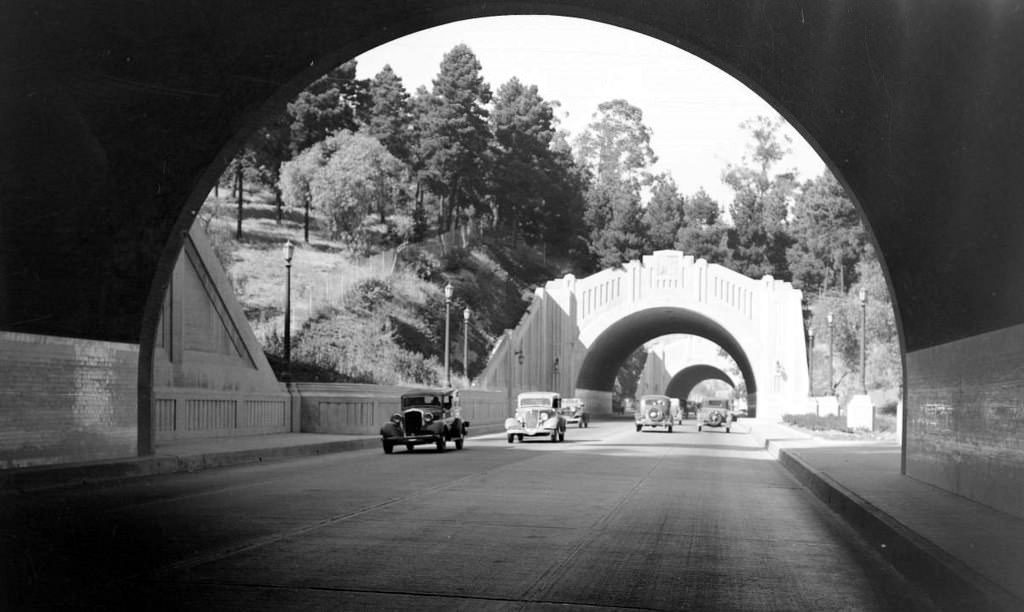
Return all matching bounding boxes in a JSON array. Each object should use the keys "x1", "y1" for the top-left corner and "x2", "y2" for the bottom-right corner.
[
  {"x1": 635, "y1": 394, "x2": 673, "y2": 432},
  {"x1": 380, "y1": 388, "x2": 468, "y2": 453}
]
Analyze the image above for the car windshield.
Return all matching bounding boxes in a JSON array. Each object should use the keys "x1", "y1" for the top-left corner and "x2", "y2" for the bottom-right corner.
[
  {"x1": 519, "y1": 398, "x2": 554, "y2": 408},
  {"x1": 402, "y1": 395, "x2": 450, "y2": 409}
]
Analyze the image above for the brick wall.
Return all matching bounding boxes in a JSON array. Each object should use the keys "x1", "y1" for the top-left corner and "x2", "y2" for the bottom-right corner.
[{"x1": 0, "y1": 332, "x2": 138, "y2": 468}]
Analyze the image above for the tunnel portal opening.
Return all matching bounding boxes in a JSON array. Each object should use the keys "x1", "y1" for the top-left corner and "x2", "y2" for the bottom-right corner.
[{"x1": 575, "y1": 307, "x2": 757, "y2": 416}]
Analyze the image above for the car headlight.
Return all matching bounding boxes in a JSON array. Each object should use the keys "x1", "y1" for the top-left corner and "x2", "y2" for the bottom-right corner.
[
  {"x1": 539, "y1": 412, "x2": 549, "y2": 420},
  {"x1": 424, "y1": 413, "x2": 433, "y2": 424}
]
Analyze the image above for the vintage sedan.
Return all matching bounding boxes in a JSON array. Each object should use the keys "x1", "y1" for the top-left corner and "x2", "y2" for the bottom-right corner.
[
  {"x1": 380, "y1": 388, "x2": 468, "y2": 453},
  {"x1": 559, "y1": 397, "x2": 587, "y2": 428},
  {"x1": 635, "y1": 394, "x2": 674, "y2": 432},
  {"x1": 505, "y1": 391, "x2": 567, "y2": 443},
  {"x1": 697, "y1": 398, "x2": 733, "y2": 433}
]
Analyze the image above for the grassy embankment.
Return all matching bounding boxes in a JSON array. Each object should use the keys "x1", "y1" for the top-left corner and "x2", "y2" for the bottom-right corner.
[{"x1": 199, "y1": 186, "x2": 561, "y2": 385}]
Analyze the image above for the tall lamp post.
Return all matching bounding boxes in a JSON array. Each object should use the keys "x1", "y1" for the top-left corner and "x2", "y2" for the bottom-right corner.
[
  {"x1": 283, "y1": 240, "x2": 294, "y2": 380},
  {"x1": 827, "y1": 312, "x2": 834, "y2": 396},
  {"x1": 859, "y1": 288, "x2": 868, "y2": 394},
  {"x1": 808, "y1": 326, "x2": 815, "y2": 396},
  {"x1": 444, "y1": 283, "x2": 453, "y2": 388},
  {"x1": 515, "y1": 350, "x2": 524, "y2": 390},
  {"x1": 463, "y1": 307, "x2": 471, "y2": 384}
]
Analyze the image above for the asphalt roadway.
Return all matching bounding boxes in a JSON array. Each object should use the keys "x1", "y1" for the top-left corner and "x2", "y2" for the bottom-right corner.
[{"x1": 1, "y1": 420, "x2": 941, "y2": 611}]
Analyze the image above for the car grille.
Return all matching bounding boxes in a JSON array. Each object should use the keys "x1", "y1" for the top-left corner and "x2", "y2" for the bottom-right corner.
[
  {"x1": 523, "y1": 411, "x2": 539, "y2": 429},
  {"x1": 403, "y1": 411, "x2": 423, "y2": 433}
]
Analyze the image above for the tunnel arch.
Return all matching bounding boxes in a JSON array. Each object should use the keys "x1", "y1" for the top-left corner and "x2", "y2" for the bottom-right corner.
[
  {"x1": 575, "y1": 306, "x2": 757, "y2": 402},
  {"x1": 665, "y1": 365, "x2": 736, "y2": 403},
  {"x1": 135, "y1": 9, "x2": 836, "y2": 450},
  {"x1": 7, "y1": 0, "x2": 1024, "y2": 518}
]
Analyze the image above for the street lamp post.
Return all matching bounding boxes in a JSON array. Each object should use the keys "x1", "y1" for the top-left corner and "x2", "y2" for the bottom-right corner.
[
  {"x1": 859, "y1": 288, "x2": 868, "y2": 394},
  {"x1": 283, "y1": 240, "x2": 294, "y2": 380},
  {"x1": 463, "y1": 307, "x2": 471, "y2": 385},
  {"x1": 444, "y1": 283, "x2": 453, "y2": 388},
  {"x1": 808, "y1": 326, "x2": 815, "y2": 396},
  {"x1": 827, "y1": 312, "x2": 834, "y2": 396}
]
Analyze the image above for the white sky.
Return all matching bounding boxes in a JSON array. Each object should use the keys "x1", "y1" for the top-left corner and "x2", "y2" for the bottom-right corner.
[{"x1": 355, "y1": 15, "x2": 826, "y2": 206}]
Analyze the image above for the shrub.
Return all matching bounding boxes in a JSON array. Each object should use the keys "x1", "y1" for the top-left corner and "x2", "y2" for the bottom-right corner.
[
  {"x1": 344, "y1": 278, "x2": 393, "y2": 313},
  {"x1": 402, "y1": 246, "x2": 441, "y2": 280},
  {"x1": 783, "y1": 413, "x2": 852, "y2": 433}
]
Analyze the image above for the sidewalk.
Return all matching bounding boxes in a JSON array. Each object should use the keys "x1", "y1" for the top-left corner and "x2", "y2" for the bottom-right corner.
[
  {"x1": 744, "y1": 419, "x2": 1024, "y2": 612},
  {"x1": 0, "y1": 425, "x2": 501, "y2": 492}
]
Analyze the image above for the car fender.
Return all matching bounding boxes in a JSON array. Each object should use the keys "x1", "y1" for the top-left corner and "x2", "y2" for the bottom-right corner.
[{"x1": 381, "y1": 422, "x2": 401, "y2": 438}]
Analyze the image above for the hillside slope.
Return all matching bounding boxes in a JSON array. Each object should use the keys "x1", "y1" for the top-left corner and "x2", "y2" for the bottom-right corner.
[{"x1": 200, "y1": 187, "x2": 570, "y2": 385}]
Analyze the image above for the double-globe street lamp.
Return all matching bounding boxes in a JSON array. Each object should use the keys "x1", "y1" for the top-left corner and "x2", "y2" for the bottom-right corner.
[
  {"x1": 444, "y1": 282, "x2": 453, "y2": 388},
  {"x1": 283, "y1": 240, "x2": 295, "y2": 380}
]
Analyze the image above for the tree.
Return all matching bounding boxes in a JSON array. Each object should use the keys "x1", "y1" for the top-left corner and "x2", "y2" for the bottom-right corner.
[
  {"x1": 576, "y1": 100, "x2": 657, "y2": 267},
  {"x1": 490, "y1": 77, "x2": 557, "y2": 245},
  {"x1": 364, "y1": 64, "x2": 414, "y2": 165},
  {"x1": 416, "y1": 45, "x2": 493, "y2": 234},
  {"x1": 675, "y1": 188, "x2": 730, "y2": 263},
  {"x1": 311, "y1": 131, "x2": 408, "y2": 245},
  {"x1": 278, "y1": 145, "x2": 321, "y2": 243},
  {"x1": 644, "y1": 174, "x2": 685, "y2": 251},
  {"x1": 287, "y1": 60, "x2": 370, "y2": 155},
  {"x1": 585, "y1": 176, "x2": 649, "y2": 268},
  {"x1": 574, "y1": 99, "x2": 657, "y2": 186},
  {"x1": 808, "y1": 245, "x2": 900, "y2": 399},
  {"x1": 721, "y1": 115, "x2": 797, "y2": 279},
  {"x1": 786, "y1": 171, "x2": 866, "y2": 294}
]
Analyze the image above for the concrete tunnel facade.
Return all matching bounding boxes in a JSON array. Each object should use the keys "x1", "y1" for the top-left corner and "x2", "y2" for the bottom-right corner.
[{"x1": 4, "y1": 1, "x2": 1024, "y2": 517}]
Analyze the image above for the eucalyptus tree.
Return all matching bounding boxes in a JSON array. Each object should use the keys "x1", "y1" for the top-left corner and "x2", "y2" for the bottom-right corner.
[
  {"x1": 574, "y1": 99, "x2": 657, "y2": 267},
  {"x1": 721, "y1": 115, "x2": 797, "y2": 279}
]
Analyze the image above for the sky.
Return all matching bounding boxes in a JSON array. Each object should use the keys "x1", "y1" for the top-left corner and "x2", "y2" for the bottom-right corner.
[{"x1": 355, "y1": 15, "x2": 826, "y2": 206}]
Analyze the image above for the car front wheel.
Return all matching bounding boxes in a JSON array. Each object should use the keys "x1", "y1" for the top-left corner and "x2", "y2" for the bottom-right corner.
[
  {"x1": 383, "y1": 441, "x2": 394, "y2": 454},
  {"x1": 507, "y1": 433, "x2": 515, "y2": 443},
  {"x1": 455, "y1": 437, "x2": 464, "y2": 450},
  {"x1": 436, "y1": 436, "x2": 446, "y2": 452}
]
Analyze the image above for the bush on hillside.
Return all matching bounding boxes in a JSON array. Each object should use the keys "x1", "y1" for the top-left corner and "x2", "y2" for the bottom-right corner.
[
  {"x1": 401, "y1": 245, "x2": 441, "y2": 280},
  {"x1": 343, "y1": 278, "x2": 393, "y2": 314}
]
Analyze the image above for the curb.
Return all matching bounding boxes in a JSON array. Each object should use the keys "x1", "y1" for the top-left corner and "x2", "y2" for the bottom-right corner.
[
  {"x1": 757, "y1": 430, "x2": 1020, "y2": 612},
  {"x1": 1, "y1": 423, "x2": 509, "y2": 493}
]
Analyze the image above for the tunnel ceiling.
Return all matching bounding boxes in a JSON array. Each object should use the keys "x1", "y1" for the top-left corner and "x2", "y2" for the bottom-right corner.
[
  {"x1": 576, "y1": 307, "x2": 755, "y2": 394},
  {"x1": 4, "y1": 2, "x2": 1024, "y2": 353},
  {"x1": 665, "y1": 365, "x2": 735, "y2": 402}
]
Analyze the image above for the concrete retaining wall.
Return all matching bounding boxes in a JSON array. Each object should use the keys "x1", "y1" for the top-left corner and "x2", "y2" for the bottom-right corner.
[
  {"x1": 298, "y1": 384, "x2": 509, "y2": 435},
  {"x1": 0, "y1": 331, "x2": 138, "y2": 468}
]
